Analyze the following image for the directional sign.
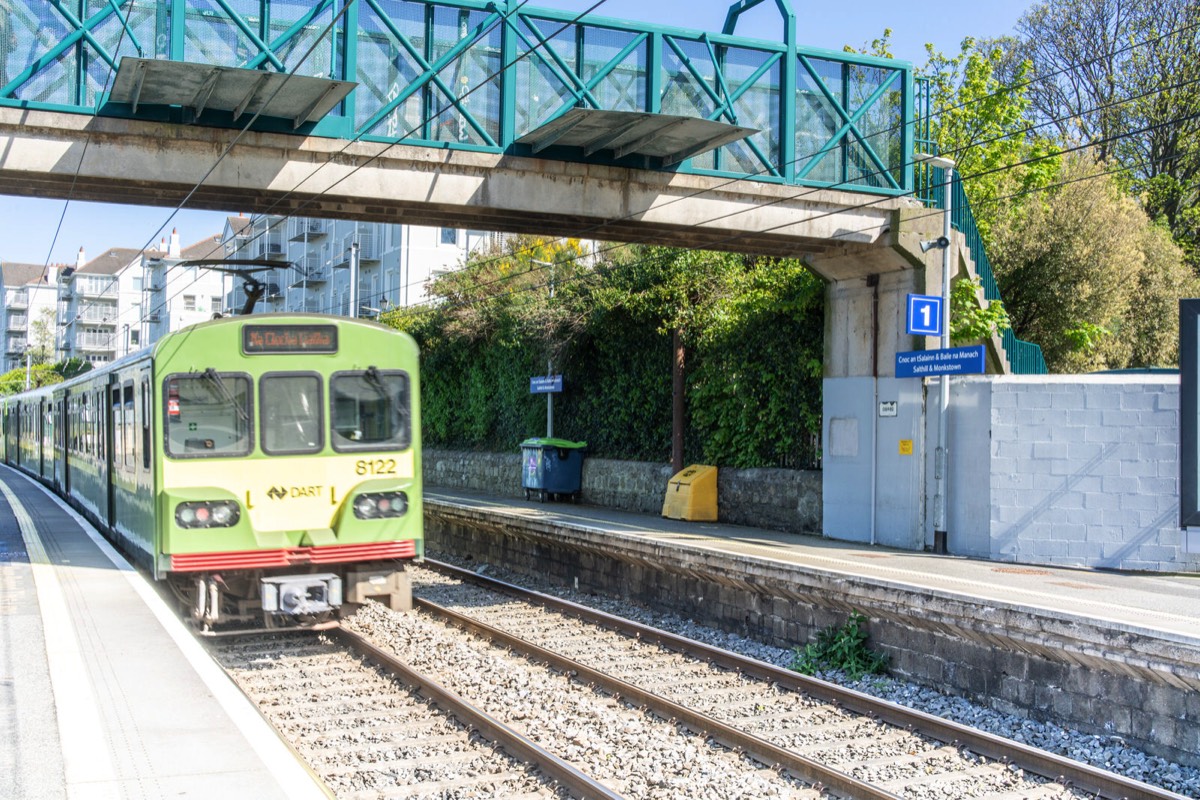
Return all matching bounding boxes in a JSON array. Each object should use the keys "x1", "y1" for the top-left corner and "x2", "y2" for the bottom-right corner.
[
  {"x1": 530, "y1": 375, "x2": 563, "y2": 394},
  {"x1": 896, "y1": 345, "x2": 986, "y2": 378},
  {"x1": 906, "y1": 294, "x2": 943, "y2": 337}
]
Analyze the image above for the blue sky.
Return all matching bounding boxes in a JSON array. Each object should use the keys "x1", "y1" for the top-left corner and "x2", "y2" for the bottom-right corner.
[{"x1": 0, "y1": 0, "x2": 1027, "y2": 267}]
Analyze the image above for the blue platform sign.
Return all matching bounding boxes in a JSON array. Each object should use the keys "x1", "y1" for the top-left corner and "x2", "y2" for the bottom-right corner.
[
  {"x1": 530, "y1": 375, "x2": 563, "y2": 393},
  {"x1": 906, "y1": 294, "x2": 943, "y2": 337},
  {"x1": 896, "y1": 345, "x2": 986, "y2": 378}
]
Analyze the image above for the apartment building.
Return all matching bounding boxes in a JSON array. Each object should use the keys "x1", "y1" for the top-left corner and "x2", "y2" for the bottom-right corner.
[
  {"x1": 1, "y1": 261, "x2": 60, "y2": 372},
  {"x1": 141, "y1": 229, "x2": 230, "y2": 345},
  {"x1": 221, "y1": 214, "x2": 501, "y2": 317}
]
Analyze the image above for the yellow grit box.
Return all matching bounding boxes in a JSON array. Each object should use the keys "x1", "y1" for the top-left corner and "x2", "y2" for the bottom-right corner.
[{"x1": 662, "y1": 464, "x2": 718, "y2": 522}]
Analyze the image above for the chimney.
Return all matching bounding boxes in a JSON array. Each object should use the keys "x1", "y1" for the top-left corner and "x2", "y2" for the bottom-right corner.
[
  {"x1": 77, "y1": 247, "x2": 85, "y2": 269},
  {"x1": 169, "y1": 228, "x2": 181, "y2": 258}
]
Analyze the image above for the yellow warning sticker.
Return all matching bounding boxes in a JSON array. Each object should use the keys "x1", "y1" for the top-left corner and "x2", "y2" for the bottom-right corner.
[{"x1": 898, "y1": 439, "x2": 913, "y2": 455}]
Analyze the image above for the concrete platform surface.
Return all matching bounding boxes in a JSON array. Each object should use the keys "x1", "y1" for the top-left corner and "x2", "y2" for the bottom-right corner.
[
  {"x1": 0, "y1": 466, "x2": 328, "y2": 800},
  {"x1": 426, "y1": 489, "x2": 1200, "y2": 646}
]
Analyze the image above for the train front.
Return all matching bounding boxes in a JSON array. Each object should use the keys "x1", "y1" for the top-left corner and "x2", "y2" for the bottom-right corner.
[{"x1": 153, "y1": 316, "x2": 422, "y2": 630}]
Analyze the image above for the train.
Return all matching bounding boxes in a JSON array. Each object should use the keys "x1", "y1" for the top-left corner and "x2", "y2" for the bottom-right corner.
[{"x1": 1, "y1": 314, "x2": 422, "y2": 630}]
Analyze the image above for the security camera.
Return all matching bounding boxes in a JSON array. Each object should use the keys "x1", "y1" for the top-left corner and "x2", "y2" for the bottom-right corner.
[{"x1": 920, "y1": 236, "x2": 950, "y2": 253}]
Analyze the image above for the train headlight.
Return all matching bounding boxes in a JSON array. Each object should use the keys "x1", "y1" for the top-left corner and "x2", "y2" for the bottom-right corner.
[
  {"x1": 352, "y1": 491, "x2": 408, "y2": 520},
  {"x1": 175, "y1": 501, "x2": 241, "y2": 529}
]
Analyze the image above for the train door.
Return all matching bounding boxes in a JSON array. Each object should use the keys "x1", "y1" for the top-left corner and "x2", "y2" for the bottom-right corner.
[
  {"x1": 54, "y1": 397, "x2": 64, "y2": 491},
  {"x1": 96, "y1": 388, "x2": 109, "y2": 521},
  {"x1": 60, "y1": 395, "x2": 70, "y2": 495},
  {"x1": 37, "y1": 399, "x2": 44, "y2": 477}
]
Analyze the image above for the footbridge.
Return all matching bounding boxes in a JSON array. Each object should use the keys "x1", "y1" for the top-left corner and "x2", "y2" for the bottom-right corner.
[{"x1": 0, "y1": 0, "x2": 1045, "y2": 550}]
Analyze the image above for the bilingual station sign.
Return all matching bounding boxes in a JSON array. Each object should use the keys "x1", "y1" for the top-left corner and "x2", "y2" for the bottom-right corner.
[
  {"x1": 906, "y1": 293, "x2": 943, "y2": 337},
  {"x1": 530, "y1": 375, "x2": 563, "y2": 394},
  {"x1": 896, "y1": 345, "x2": 986, "y2": 378}
]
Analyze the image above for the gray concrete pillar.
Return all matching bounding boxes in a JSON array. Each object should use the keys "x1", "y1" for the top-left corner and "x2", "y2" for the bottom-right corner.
[{"x1": 808, "y1": 209, "x2": 944, "y2": 550}]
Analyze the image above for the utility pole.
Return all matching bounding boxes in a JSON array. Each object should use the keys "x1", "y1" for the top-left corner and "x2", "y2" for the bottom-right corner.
[
  {"x1": 916, "y1": 152, "x2": 957, "y2": 556},
  {"x1": 350, "y1": 241, "x2": 360, "y2": 319}
]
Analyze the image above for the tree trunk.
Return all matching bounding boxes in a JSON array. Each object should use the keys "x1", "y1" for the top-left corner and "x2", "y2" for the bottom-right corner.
[{"x1": 672, "y1": 328, "x2": 684, "y2": 473}]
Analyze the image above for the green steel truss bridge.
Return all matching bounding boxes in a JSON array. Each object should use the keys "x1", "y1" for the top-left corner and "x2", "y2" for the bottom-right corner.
[
  {"x1": 0, "y1": 0, "x2": 1045, "y2": 372},
  {"x1": 0, "y1": 0, "x2": 915, "y2": 193}
]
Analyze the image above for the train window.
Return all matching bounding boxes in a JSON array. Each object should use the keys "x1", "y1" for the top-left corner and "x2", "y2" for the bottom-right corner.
[
  {"x1": 124, "y1": 382, "x2": 135, "y2": 468},
  {"x1": 329, "y1": 369, "x2": 411, "y2": 452},
  {"x1": 112, "y1": 386, "x2": 123, "y2": 465},
  {"x1": 260, "y1": 373, "x2": 323, "y2": 455},
  {"x1": 163, "y1": 372, "x2": 253, "y2": 458}
]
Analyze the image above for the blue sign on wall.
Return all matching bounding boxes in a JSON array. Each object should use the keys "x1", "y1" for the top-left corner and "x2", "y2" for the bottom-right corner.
[
  {"x1": 896, "y1": 345, "x2": 986, "y2": 378},
  {"x1": 530, "y1": 375, "x2": 563, "y2": 393},
  {"x1": 906, "y1": 294, "x2": 943, "y2": 337}
]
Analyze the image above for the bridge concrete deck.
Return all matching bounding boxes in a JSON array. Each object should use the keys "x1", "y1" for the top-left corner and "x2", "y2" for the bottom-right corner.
[{"x1": 0, "y1": 107, "x2": 920, "y2": 265}]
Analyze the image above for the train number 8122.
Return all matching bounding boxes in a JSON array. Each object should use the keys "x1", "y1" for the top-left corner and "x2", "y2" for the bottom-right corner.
[{"x1": 355, "y1": 458, "x2": 398, "y2": 476}]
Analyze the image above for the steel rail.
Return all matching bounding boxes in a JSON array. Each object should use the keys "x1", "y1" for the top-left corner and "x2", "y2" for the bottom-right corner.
[
  {"x1": 329, "y1": 625, "x2": 625, "y2": 800},
  {"x1": 426, "y1": 559, "x2": 1190, "y2": 800},
  {"x1": 414, "y1": 596, "x2": 899, "y2": 800}
]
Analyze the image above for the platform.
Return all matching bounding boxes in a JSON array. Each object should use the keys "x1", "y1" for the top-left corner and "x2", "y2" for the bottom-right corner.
[
  {"x1": 424, "y1": 487, "x2": 1200, "y2": 767},
  {"x1": 427, "y1": 488, "x2": 1200, "y2": 642},
  {"x1": 0, "y1": 465, "x2": 327, "y2": 800}
]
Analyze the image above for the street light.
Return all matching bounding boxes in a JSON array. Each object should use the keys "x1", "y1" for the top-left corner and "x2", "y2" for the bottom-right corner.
[{"x1": 914, "y1": 152, "x2": 956, "y2": 556}]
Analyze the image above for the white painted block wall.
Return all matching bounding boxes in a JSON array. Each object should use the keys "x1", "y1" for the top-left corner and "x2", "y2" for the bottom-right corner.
[{"x1": 939, "y1": 375, "x2": 1199, "y2": 572}]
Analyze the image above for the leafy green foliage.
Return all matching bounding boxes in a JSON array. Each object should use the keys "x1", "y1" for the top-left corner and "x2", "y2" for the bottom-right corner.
[
  {"x1": 0, "y1": 363, "x2": 64, "y2": 395},
  {"x1": 950, "y1": 277, "x2": 1010, "y2": 346},
  {"x1": 990, "y1": 155, "x2": 1199, "y2": 371},
  {"x1": 385, "y1": 241, "x2": 825, "y2": 467},
  {"x1": 789, "y1": 612, "x2": 889, "y2": 680},
  {"x1": 922, "y1": 37, "x2": 1060, "y2": 249}
]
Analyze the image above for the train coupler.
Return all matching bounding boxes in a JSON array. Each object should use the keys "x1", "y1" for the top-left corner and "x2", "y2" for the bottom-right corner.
[{"x1": 261, "y1": 573, "x2": 343, "y2": 616}]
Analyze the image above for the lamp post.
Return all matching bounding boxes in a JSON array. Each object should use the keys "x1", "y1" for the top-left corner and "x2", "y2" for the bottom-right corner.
[
  {"x1": 915, "y1": 152, "x2": 956, "y2": 555},
  {"x1": 531, "y1": 259, "x2": 556, "y2": 438}
]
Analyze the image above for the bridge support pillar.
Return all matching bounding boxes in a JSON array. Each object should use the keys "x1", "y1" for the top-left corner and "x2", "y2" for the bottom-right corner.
[{"x1": 811, "y1": 215, "x2": 945, "y2": 551}]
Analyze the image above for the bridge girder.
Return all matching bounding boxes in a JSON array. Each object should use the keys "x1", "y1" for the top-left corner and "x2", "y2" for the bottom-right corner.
[{"x1": 0, "y1": 108, "x2": 921, "y2": 275}]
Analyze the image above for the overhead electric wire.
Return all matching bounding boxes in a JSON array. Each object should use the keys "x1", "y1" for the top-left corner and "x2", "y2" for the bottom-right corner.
[
  {"x1": 62, "y1": 3, "x2": 1199, "y2": 339},
  {"x1": 385, "y1": 70, "x2": 1200, "y2": 310},
  {"x1": 346, "y1": 12, "x2": 1200, "y2": 299},
  {"x1": 120, "y1": 0, "x2": 607, "y2": 334},
  {"x1": 63, "y1": 0, "x2": 357, "y2": 348},
  {"x1": 390, "y1": 106, "x2": 1200, "y2": 324},
  {"x1": 148, "y1": 5, "x2": 1200, "y2": 315}
]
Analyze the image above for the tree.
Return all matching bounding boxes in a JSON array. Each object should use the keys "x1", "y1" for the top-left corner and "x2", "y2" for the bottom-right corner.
[
  {"x1": 989, "y1": 154, "x2": 1198, "y2": 371},
  {"x1": 921, "y1": 37, "x2": 1060, "y2": 247},
  {"x1": 1015, "y1": 0, "x2": 1200, "y2": 264},
  {"x1": 28, "y1": 307, "x2": 56, "y2": 365}
]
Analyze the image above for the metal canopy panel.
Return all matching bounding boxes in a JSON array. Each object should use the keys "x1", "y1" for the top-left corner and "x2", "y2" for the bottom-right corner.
[
  {"x1": 109, "y1": 57, "x2": 355, "y2": 129},
  {"x1": 518, "y1": 108, "x2": 757, "y2": 167}
]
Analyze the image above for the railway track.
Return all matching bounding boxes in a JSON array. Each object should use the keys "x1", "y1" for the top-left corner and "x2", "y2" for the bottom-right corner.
[
  {"x1": 209, "y1": 631, "x2": 604, "y2": 800},
  {"x1": 206, "y1": 560, "x2": 1190, "y2": 799},
  {"x1": 400, "y1": 559, "x2": 1189, "y2": 800}
]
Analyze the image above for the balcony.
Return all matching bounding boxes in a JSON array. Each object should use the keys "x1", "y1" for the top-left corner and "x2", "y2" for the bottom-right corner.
[
  {"x1": 253, "y1": 237, "x2": 287, "y2": 261},
  {"x1": 7, "y1": 315, "x2": 27, "y2": 330},
  {"x1": 290, "y1": 270, "x2": 329, "y2": 288},
  {"x1": 288, "y1": 218, "x2": 328, "y2": 241},
  {"x1": 147, "y1": 314, "x2": 162, "y2": 323},
  {"x1": 77, "y1": 280, "x2": 118, "y2": 298},
  {"x1": 7, "y1": 292, "x2": 28, "y2": 308}
]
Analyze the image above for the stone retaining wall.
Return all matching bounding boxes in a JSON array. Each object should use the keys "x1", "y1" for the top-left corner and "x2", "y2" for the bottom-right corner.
[{"x1": 424, "y1": 449, "x2": 822, "y2": 533}]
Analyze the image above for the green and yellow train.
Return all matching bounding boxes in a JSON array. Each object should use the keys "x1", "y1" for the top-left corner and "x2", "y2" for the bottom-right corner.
[{"x1": 1, "y1": 314, "x2": 422, "y2": 630}]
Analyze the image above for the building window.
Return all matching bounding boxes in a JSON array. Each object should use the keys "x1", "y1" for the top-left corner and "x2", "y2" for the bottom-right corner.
[
  {"x1": 212, "y1": 297, "x2": 223, "y2": 314},
  {"x1": 184, "y1": 295, "x2": 196, "y2": 311},
  {"x1": 133, "y1": 277, "x2": 143, "y2": 292},
  {"x1": 440, "y1": 227, "x2": 457, "y2": 245},
  {"x1": 130, "y1": 330, "x2": 140, "y2": 346}
]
